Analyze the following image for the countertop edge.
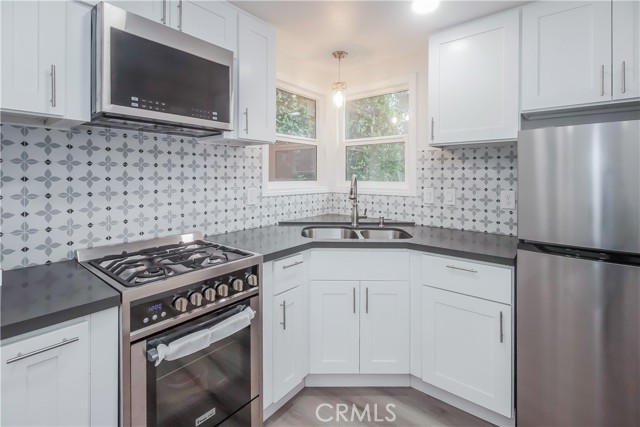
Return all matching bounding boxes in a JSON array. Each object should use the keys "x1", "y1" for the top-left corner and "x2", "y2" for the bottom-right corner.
[{"x1": 1, "y1": 293, "x2": 121, "y2": 341}]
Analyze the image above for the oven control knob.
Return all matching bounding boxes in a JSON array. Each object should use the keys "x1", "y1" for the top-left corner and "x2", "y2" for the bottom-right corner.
[
  {"x1": 246, "y1": 274, "x2": 259, "y2": 287},
  {"x1": 189, "y1": 291, "x2": 203, "y2": 307},
  {"x1": 215, "y1": 283, "x2": 229, "y2": 297},
  {"x1": 203, "y1": 287, "x2": 216, "y2": 302},
  {"x1": 173, "y1": 297, "x2": 189, "y2": 313},
  {"x1": 231, "y1": 278, "x2": 244, "y2": 292}
]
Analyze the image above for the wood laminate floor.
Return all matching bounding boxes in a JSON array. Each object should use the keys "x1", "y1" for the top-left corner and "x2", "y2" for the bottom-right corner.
[{"x1": 265, "y1": 387, "x2": 493, "y2": 427}]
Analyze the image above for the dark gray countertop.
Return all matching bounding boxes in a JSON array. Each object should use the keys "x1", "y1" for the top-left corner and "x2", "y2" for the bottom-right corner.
[
  {"x1": 1, "y1": 261, "x2": 120, "y2": 340},
  {"x1": 208, "y1": 215, "x2": 518, "y2": 266},
  {"x1": 279, "y1": 214, "x2": 415, "y2": 226}
]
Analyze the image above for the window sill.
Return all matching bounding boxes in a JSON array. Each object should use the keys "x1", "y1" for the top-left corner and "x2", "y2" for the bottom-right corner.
[
  {"x1": 263, "y1": 185, "x2": 330, "y2": 197},
  {"x1": 332, "y1": 185, "x2": 417, "y2": 198}
]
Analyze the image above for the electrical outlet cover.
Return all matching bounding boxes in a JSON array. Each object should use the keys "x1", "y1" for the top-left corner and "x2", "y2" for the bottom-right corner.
[
  {"x1": 501, "y1": 190, "x2": 516, "y2": 210},
  {"x1": 424, "y1": 187, "x2": 435, "y2": 204},
  {"x1": 247, "y1": 187, "x2": 260, "y2": 206},
  {"x1": 443, "y1": 188, "x2": 456, "y2": 206}
]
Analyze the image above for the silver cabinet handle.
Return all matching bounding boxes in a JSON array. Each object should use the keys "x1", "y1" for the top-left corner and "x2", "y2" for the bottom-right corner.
[
  {"x1": 431, "y1": 117, "x2": 434, "y2": 141},
  {"x1": 243, "y1": 108, "x2": 249, "y2": 133},
  {"x1": 282, "y1": 260, "x2": 303, "y2": 269},
  {"x1": 600, "y1": 64, "x2": 605, "y2": 96},
  {"x1": 353, "y1": 287, "x2": 356, "y2": 314},
  {"x1": 499, "y1": 311, "x2": 504, "y2": 343},
  {"x1": 622, "y1": 61, "x2": 626, "y2": 94},
  {"x1": 280, "y1": 301, "x2": 286, "y2": 330},
  {"x1": 365, "y1": 287, "x2": 369, "y2": 314},
  {"x1": 446, "y1": 265, "x2": 478, "y2": 274},
  {"x1": 50, "y1": 64, "x2": 56, "y2": 107},
  {"x1": 178, "y1": 0, "x2": 183, "y2": 30},
  {"x1": 161, "y1": 0, "x2": 166, "y2": 24},
  {"x1": 6, "y1": 337, "x2": 79, "y2": 364}
]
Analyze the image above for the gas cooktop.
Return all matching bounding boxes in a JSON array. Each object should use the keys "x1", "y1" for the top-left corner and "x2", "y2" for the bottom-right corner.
[{"x1": 87, "y1": 240, "x2": 253, "y2": 287}]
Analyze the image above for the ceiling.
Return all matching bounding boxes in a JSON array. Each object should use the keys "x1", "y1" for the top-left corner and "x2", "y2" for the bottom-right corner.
[{"x1": 231, "y1": 1, "x2": 526, "y2": 84}]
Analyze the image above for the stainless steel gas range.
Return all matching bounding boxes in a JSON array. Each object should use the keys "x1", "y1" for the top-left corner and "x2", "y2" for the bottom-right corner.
[{"x1": 76, "y1": 232, "x2": 263, "y2": 427}]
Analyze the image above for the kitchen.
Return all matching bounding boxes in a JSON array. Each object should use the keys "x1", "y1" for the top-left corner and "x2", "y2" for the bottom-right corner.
[{"x1": 0, "y1": 0, "x2": 638, "y2": 426}]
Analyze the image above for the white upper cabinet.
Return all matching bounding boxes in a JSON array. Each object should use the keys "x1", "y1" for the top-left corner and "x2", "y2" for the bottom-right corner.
[
  {"x1": 613, "y1": 0, "x2": 640, "y2": 100},
  {"x1": 1, "y1": 1, "x2": 66, "y2": 118},
  {"x1": 359, "y1": 281, "x2": 410, "y2": 374},
  {"x1": 177, "y1": 1, "x2": 238, "y2": 52},
  {"x1": 428, "y1": 9, "x2": 519, "y2": 146},
  {"x1": 521, "y1": 2, "x2": 613, "y2": 110},
  {"x1": 1, "y1": 321, "x2": 91, "y2": 426},
  {"x1": 109, "y1": 0, "x2": 167, "y2": 23},
  {"x1": 236, "y1": 13, "x2": 276, "y2": 143}
]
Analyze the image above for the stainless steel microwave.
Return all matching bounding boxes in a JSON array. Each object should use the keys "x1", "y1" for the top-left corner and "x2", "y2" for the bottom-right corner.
[{"x1": 91, "y1": 2, "x2": 234, "y2": 137}]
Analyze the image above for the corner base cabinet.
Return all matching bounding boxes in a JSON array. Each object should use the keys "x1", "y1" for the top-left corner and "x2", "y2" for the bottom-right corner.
[{"x1": 421, "y1": 286, "x2": 512, "y2": 418}]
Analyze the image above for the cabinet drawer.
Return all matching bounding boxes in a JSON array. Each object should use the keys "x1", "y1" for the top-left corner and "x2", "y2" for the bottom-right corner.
[
  {"x1": 273, "y1": 254, "x2": 305, "y2": 295},
  {"x1": 422, "y1": 255, "x2": 511, "y2": 304},
  {"x1": 310, "y1": 250, "x2": 410, "y2": 281}
]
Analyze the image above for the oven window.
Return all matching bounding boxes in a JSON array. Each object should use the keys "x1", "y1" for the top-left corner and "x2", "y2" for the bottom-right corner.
[
  {"x1": 110, "y1": 28, "x2": 230, "y2": 123},
  {"x1": 150, "y1": 327, "x2": 251, "y2": 427}
]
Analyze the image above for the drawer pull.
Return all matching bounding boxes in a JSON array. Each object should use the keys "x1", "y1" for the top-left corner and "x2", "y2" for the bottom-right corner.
[
  {"x1": 6, "y1": 337, "x2": 79, "y2": 364},
  {"x1": 446, "y1": 265, "x2": 478, "y2": 274},
  {"x1": 282, "y1": 260, "x2": 303, "y2": 270}
]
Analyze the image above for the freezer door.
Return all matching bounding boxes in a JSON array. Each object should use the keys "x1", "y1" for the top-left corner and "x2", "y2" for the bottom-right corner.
[
  {"x1": 518, "y1": 120, "x2": 640, "y2": 253},
  {"x1": 517, "y1": 249, "x2": 640, "y2": 427}
]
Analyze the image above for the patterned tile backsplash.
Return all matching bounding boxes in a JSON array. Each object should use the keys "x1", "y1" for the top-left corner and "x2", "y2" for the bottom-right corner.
[
  {"x1": 0, "y1": 124, "x2": 517, "y2": 270},
  {"x1": 329, "y1": 145, "x2": 518, "y2": 236}
]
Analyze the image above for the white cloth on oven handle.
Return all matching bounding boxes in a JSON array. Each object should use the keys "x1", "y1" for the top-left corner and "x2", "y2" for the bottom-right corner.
[{"x1": 153, "y1": 306, "x2": 255, "y2": 366}]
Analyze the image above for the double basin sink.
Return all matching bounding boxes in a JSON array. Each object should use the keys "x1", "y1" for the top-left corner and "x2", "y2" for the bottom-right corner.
[{"x1": 301, "y1": 226, "x2": 412, "y2": 240}]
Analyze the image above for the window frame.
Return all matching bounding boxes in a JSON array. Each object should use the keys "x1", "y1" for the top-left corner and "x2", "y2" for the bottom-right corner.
[
  {"x1": 335, "y1": 74, "x2": 417, "y2": 196},
  {"x1": 263, "y1": 79, "x2": 328, "y2": 196}
]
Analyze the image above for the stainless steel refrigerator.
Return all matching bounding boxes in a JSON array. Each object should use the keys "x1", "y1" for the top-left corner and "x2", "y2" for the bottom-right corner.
[{"x1": 516, "y1": 120, "x2": 640, "y2": 427}]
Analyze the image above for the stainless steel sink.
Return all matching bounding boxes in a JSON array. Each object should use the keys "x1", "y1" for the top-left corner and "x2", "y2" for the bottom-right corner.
[
  {"x1": 300, "y1": 226, "x2": 412, "y2": 240},
  {"x1": 300, "y1": 227, "x2": 360, "y2": 239},
  {"x1": 358, "y1": 228, "x2": 413, "y2": 240}
]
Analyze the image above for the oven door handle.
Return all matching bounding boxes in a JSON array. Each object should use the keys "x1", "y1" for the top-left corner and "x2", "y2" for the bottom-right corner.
[{"x1": 147, "y1": 306, "x2": 255, "y2": 366}]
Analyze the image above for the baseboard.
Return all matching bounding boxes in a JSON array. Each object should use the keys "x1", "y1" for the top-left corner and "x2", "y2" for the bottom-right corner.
[
  {"x1": 263, "y1": 381, "x2": 305, "y2": 421},
  {"x1": 409, "y1": 376, "x2": 515, "y2": 427},
  {"x1": 305, "y1": 374, "x2": 411, "y2": 387}
]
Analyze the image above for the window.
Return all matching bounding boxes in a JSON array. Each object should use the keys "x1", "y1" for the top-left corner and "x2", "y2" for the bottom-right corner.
[
  {"x1": 264, "y1": 82, "x2": 326, "y2": 195},
  {"x1": 338, "y1": 76, "x2": 416, "y2": 196}
]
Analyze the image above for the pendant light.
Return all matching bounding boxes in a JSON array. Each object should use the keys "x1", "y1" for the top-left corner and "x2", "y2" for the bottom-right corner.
[{"x1": 331, "y1": 51, "x2": 348, "y2": 108}]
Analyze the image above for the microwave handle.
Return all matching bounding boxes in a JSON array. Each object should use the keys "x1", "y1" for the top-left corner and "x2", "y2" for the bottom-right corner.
[{"x1": 147, "y1": 306, "x2": 255, "y2": 365}]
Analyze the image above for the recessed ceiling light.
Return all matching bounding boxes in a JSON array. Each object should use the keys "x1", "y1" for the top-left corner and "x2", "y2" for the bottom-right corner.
[{"x1": 412, "y1": 0, "x2": 441, "y2": 14}]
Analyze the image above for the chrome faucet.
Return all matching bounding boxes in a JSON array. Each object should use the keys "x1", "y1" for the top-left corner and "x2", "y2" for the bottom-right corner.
[{"x1": 349, "y1": 174, "x2": 367, "y2": 227}]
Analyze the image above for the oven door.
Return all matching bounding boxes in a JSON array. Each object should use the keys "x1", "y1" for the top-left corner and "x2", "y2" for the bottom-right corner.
[{"x1": 131, "y1": 296, "x2": 260, "y2": 427}]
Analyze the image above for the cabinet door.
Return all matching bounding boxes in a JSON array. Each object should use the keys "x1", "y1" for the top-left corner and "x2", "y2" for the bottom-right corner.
[
  {"x1": 428, "y1": 9, "x2": 519, "y2": 145},
  {"x1": 359, "y1": 281, "x2": 410, "y2": 374},
  {"x1": 522, "y1": 1, "x2": 612, "y2": 110},
  {"x1": 1, "y1": 1, "x2": 66, "y2": 116},
  {"x1": 273, "y1": 286, "x2": 307, "y2": 402},
  {"x1": 112, "y1": 0, "x2": 167, "y2": 23},
  {"x1": 309, "y1": 281, "x2": 360, "y2": 374},
  {"x1": 422, "y1": 286, "x2": 512, "y2": 417},
  {"x1": 237, "y1": 13, "x2": 276, "y2": 143},
  {"x1": 179, "y1": 1, "x2": 238, "y2": 51},
  {"x1": 613, "y1": 0, "x2": 640, "y2": 100},
  {"x1": 1, "y1": 321, "x2": 90, "y2": 426}
]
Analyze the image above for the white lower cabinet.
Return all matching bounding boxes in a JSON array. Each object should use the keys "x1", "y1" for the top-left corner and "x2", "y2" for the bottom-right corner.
[
  {"x1": 2, "y1": 321, "x2": 89, "y2": 426},
  {"x1": 421, "y1": 286, "x2": 512, "y2": 417},
  {"x1": 309, "y1": 280, "x2": 410, "y2": 375},
  {"x1": 272, "y1": 285, "x2": 308, "y2": 401},
  {"x1": 309, "y1": 281, "x2": 360, "y2": 374},
  {"x1": 359, "y1": 281, "x2": 410, "y2": 374},
  {"x1": 1, "y1": 308, "x2": 119, "y2": 427}
]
